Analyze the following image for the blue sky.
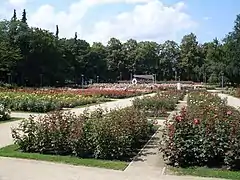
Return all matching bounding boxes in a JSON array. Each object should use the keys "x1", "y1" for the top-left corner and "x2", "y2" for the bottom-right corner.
[
  {"x1": 1, "y1": 0, "x2": 240, "y2": 44},
  {"x1": 175, "y1": 0, "x2": 239, "y2": 42}
]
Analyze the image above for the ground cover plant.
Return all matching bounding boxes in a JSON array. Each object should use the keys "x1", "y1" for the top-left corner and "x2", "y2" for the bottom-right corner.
[
  {"x1": 133, "y1": 90, "x2": 185, "y2": 117},
  {"x1": 161, "y1": 91, "x2": 240, "y2": 170},
  {"x1": 11, "y1": 106, "x2": 155, "y2": 161}
]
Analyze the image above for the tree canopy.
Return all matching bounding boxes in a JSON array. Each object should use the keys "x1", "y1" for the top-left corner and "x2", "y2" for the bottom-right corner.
[{"x1": 0, "y1": 9, "x2": 240, "y2": 86}]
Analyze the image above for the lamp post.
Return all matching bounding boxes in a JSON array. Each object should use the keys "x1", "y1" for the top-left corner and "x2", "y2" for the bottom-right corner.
[
  {"x1": 97, "y1": 76, "x2": 99, "y2": 83},
  {"x1": 130, "y1": 71, "x2": 133, "y2": 83},
  {"x1": 7, "y1": 73, "x2": 11, "y2": 84},
  {"x1": 153, "y1": 74, "x2": 156, "y2": 84},
  {"x1": 81, "y1": 74, "x2": 84, "y2": 89}
]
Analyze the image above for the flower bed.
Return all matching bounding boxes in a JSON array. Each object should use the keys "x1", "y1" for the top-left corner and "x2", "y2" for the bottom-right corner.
[
  {"x1": 161, "y1": 91, "x2": 240, "y2": 170},
  {"x1": 0, "y1": 87, "x2": 147, "y2": 99},
  {"x1": 133, "y1": 91, "x2": 185, "y2": 117},
  {"x1": 0, "y1": 91, "x2": 104, "y2": 113},
  {"x1": 12, "y1": 107, "x2": 155, "y2": 160},
  {"x1": 89, "y1": 83, "x2": 195, "y2": 92}
]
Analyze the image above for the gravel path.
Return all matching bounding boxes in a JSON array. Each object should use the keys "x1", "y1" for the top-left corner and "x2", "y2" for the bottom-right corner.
[{"x1": 0, "y1": 93, "x2": 225, "y2": 180}]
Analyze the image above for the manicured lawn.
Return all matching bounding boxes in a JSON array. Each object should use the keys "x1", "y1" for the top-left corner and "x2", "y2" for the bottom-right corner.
[
  {"x1": 171, "y1": 167, "x2": 240, "y2": 180},
  {"x1": 0, "y1": 117, "x2": 22, "y2": 124},
  {"x1": 0, "y1": 144, "x2": 128, "y2": 170}
]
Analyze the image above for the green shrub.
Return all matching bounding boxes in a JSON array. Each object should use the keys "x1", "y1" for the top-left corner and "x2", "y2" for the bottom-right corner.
[
  {"x1": 12, "y1": 111, "x2": 86, "y2": 155},
  {"x1": 87, "y1": 107, "x2": 150, "y2": 159},
  {"x1": 12, "y1": 107, "x2": 154, "y2": 160},
  {"x1": 160, "y1": 92, "x2": 240, "y2": 170}
]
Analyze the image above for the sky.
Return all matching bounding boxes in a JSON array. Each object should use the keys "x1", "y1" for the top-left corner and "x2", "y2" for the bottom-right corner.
[{"x1": 0, "y1": 0, "x2": 239, "y2": 44}]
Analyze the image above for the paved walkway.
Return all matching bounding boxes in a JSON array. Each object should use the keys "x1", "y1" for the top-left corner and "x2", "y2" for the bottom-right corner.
[
  {"x1": 218, "y1": 93, "x2": 240, "y2": 109},
  {"x1": 0, "y1": 93, "x2": 225, "y2": 180},
  {"x1": 0, "y1": 157, "x2": 221, "y2": 180}
]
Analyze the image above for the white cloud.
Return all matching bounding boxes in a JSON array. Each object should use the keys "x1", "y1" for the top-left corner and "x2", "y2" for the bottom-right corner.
[
  {"x1": 8, "y1": 0, "x2": 27, "y2": 8},
  {"x1": 86, "y1": 0, "x2": 197, "y2": 43},
  {"x1": 13, "y1": 0, "x2": 197, "y2": 43}
]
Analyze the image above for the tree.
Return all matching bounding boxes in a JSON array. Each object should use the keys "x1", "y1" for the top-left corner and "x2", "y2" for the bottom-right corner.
[
  {"x1": 158, "y1": 40, "x2": 180, "y2": 80},
  {"x1": 179, "y1": 33, "x2": 201, "y2": 81},
  {"x1": 74, "y1": 32, "x2": 77, "y2": 41},
  {"x1": 55, "y1": 25, "x2": 59, "y2": 38},
  {"x1": 1, "y1": 9, "x2": 240, "y2": 86},
  {"x1": 106, "y1": 38, "x2": 124, "y2": 81},
  {"x1": 11, "y1": 9, "x2": 17, "y2": 21},
  {"x1": 0, "y1": 41, "x2": 22, "y2": 82},
  {"x1": 223, "y1": 14, "x2": 240, "y2": 85},
  {"x1": 202, "y1": 39, "x2": 225, "y2": 84},
  {"x1": 122, "y1": 39, "x2": 138, "y2": 78},
  {"x1": 134, "y1": 41, "x2": 158, "y2": 76},
  {"x1": 85, "y1": 42, "x2": 107, "y2": 81},
  {"x1": 21, "y1": 9, "x2": 27, "y2": 24}
]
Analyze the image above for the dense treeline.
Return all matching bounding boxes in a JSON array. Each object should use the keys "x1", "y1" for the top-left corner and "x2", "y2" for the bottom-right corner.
[{"x1": 1, "y1": 9, "x2": 240, "y2": 86}]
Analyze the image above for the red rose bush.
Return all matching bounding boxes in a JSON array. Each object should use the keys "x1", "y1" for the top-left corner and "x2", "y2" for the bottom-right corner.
[{"x1": 160, "y1": 91, "x2": 240, "y2": 170}]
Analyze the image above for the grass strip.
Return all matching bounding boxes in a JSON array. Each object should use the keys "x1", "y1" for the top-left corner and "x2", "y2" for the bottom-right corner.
[{"x1": 0, "y1": 144, "x2": 128, "y2": 170}]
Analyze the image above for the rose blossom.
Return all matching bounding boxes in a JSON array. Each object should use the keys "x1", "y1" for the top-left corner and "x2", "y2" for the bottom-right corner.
[
  {"x1": 227, "y1": 111, "x2": 232, "y2": 115},
  {"x1": 193, "y1": 118, "x2": 200, "y2": 125},
  {"x1": 175, "y1": 115, "x2": 182, "y2": 122}
]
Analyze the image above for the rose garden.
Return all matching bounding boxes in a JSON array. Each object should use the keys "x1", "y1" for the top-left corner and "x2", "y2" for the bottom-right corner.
[
  {"x1": 2, "y1": 7, "x2": 240, "y2": 180},
  {"x1": 0, "y1": 84, "x2": 240, "y2": 180}
]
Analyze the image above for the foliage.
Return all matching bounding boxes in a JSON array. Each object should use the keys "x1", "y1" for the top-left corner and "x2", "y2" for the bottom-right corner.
[
  {"x1": 1, "y1": 10, "x2": 240, "y2": 85},
  {"x1": 0, "y1": 104, "x2": 11, "y2": 121},
  {"x1": 179, "y1": 33, "x2": 201, "y2": 81},
  {"x1": 133, "y1": 91, "x2": 184, "y2": 117},
  {"x1": 12, "y1": 107, "x2": 154, "y2": 160},
  {"x1": 160, "y1": 92, "x2": 240, "y2": 170}
]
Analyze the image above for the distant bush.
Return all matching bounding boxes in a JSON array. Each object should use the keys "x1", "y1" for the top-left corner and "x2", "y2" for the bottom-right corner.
[{"x1": 12, "y1": 107, "x2": 154, "y2": 160}]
